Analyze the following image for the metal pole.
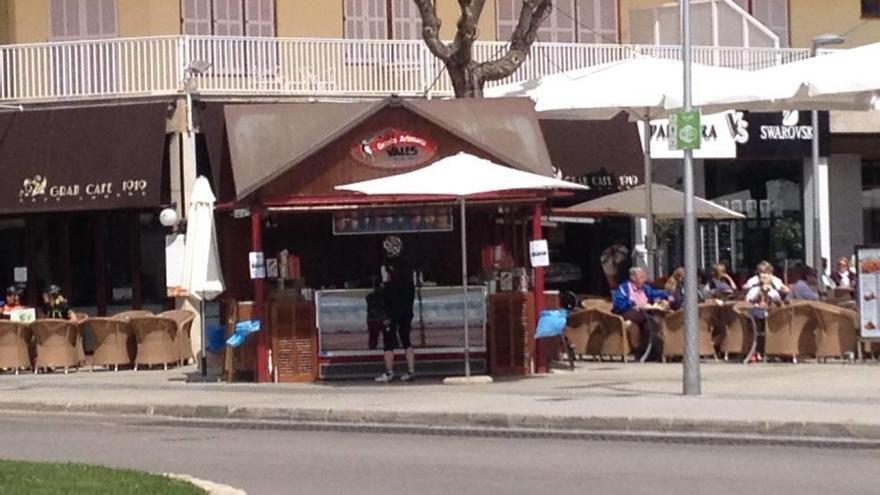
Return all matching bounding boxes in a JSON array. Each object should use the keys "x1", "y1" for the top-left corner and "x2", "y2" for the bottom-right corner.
[
  {"x1": 681, "y1": 0, "x2": 701, "y2": 396},
  {"x1": 643, "y1": 114, "x2": 655, "y2": 280},
  {"x1": 460, "y1": 198, "x2": 471, "y2": 377},
  {"x1": 811, "y1": 109, "x2": 823, "y2": 276},
  {"x1": 200, "y1": 298, "x2": 207, "y2": 377}
]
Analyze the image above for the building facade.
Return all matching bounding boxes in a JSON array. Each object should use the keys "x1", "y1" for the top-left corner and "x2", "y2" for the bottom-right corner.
[{"x1": 0, "y1": 0, "x2": 877, "y2": 309}]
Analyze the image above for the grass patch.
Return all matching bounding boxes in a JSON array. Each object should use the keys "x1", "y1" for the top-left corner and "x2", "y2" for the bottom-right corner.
[{"x1": 0, "y1": 460, "x2": 205, "y2": 495}]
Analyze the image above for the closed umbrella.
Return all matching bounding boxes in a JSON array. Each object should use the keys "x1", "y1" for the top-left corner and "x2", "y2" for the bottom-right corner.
[
  {"x1": 336, "y1": 152, "x2": 587, "y2": 378},
  {"x1": 562, "y1": 184, "x2": 744, "y2": 220},
  {"x1": 181, "y1": 176, "x2": 225, "y2": 375},
  {"x1": 487, "y1": 56, "x2": 759, "y2": 277}
]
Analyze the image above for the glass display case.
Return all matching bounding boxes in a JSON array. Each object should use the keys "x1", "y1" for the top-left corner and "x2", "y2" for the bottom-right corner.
[{"x1": 315, "y1": 286, "x2": 487, "y2": 355}]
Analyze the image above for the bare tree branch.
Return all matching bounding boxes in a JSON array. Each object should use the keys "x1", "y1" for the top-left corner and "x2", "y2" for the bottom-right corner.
[
  {"x1": 413, "y1": 0, "x2": 552, "y2": 97},
  {"x1": 414, "y1": 0, "x2": 452, "y2": 61},
  {"x1": 479, "y1": 0, "x2": 551, "y2": 81},
  {"x1": 450, "y1": 0, "x2": 486, "y2": 66}
]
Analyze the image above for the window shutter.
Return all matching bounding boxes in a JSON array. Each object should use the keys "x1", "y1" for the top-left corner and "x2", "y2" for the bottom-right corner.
[
  {"x1": 213, "y1": 0, "x2": 244, "y2": 36},
  {"x1": 392, "y1": 0, "x2": 421, "y2": 40},
  {"x1": 344, "y1": 0, "x2": 387, "y2": 39},
  {"x1": 537, "y1": 0, "x2": 575, "y2": 42},
  {"x1": 182, "y1": 0, "x2": 212, "y2": 35},
  {"x1": 50, "y1": 0, "x2": 116, "y2": 40},
  {"x1": 752, "y1": 0, "x2": 789, "y2": 47},
  {"x1": 577, "y1": 0, "x2": 617, "y2": 43},
  {"x1": 245, "y1": 0, "x2": 275, "y2": 37},
  {"x1": 495, "y1": 0, "x2": 517, "y2": 41},
  {"x1": 49, "y1": 0, "x2": 68, "y2": 39},
  {"x1": 99, "y1": 0, "x2": 117, "y2": 37}
]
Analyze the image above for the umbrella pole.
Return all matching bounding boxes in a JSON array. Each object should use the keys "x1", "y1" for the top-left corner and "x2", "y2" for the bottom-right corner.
[
  {"x1": 200, "y1": 298, "x2": 207, "y2": 377},
  {"x1": 643, "y1": 114, "x2": 656, "y2": 280},
  {"x1": 460, "y1": 198, "x2": 471, "y2": 378}
]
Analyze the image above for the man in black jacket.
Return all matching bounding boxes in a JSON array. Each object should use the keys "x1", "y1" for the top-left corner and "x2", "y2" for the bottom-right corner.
[{"x1": 375, "y1": 235, "x2": 416, "y2": 383}]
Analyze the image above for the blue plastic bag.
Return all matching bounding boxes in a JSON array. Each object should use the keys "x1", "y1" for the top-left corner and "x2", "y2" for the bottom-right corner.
[
  {"x1": 226, "y1": 319, "x2": 261, "y2": 348},
  {"x1": 205, "y1": 324, "x2": 227, "y2": 353},
  {"x1": 534, "y1": 309, "x2": 568, "y2": 339}
]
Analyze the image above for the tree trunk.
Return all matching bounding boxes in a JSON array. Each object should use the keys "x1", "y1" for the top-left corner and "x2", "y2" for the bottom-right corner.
[{"x1": 448, "y1": 61, "x2": 483, "y2": 98}]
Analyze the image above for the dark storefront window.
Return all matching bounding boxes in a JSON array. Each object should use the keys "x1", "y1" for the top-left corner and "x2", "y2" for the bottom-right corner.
[
  {"x1": 704, "y1": 160, "x2": 805, "y2": 278},
  {"x1": 863, "y1": 160, "x2": 880, "y2": 243}
]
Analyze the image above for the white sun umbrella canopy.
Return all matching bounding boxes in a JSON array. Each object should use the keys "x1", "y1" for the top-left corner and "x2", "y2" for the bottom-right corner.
[
  {"x1": 182, "y1": 176, "x2": 225, "y2": 299},
  {"x1": 562, "y1": 184, "x2": 744, "y2": 220},
  {"x1": 699, "y1": 42, "x2": 880, "y2": 113},
  {"x1": 337, "y1": 152, "x2": 584, "y2": 196},
  {"x1": 337, "y1": 152, "x2": 587, "y2": 378},
  {"x1": 487, "y1": 56, "x2": 763, "y2": 120}
]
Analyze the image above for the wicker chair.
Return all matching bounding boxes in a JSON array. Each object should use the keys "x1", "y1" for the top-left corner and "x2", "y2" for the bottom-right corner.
[
  {"x1": 0, "y1": 321, "x2": 33, "y2": 373},
  {"x1": 811, "y1": 302, "x2": 858, "y2": 361},
  {"x1": 129, "y1": 316, "x2": 179, "y2": 370},
  {"x1": 86, "y1": 317, "x2": 134, "y2": 371},
  {"x1": 112, "y1": 310, "x2": 153, "y2": 321},
  {"x1": 159, "y1": 309, "x2": 196, "y2": 365},
  {"x1": 719, "y1": 302, "x2": 755, "y2": 361},
  {"x1": 579, "y1": 307, "x2": 639, "y2": 361},
  {"x1": 32, "y1": 319, "x2": 79, "y2": 373},
  {"x1": 658, "y1": 303, "x2": 718, "y2": 362},
  {"x1": 72, "y1": 312, "x2": 89, "y2": 366},
  {"x1": 764, "y1": 302, "x2": 817, "y2": 363}
]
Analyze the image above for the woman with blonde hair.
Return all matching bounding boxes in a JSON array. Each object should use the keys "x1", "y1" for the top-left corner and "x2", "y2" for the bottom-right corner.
[
  {"x1": 664, "y1": 267, "x2": 686, "y2": 310},
  {"x1": 709, "y1": 263, "x2": 737, "y2": 298}
]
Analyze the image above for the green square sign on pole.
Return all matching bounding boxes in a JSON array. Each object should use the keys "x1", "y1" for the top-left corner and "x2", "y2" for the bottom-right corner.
[{"x1": 669, "y1": 110, "x2": 702, "y2": 151}]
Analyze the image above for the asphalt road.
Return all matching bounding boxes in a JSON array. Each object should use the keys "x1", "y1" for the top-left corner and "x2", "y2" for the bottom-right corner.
[{"x1": 0, "y1": 413, "x2": 877, "y2": 495}]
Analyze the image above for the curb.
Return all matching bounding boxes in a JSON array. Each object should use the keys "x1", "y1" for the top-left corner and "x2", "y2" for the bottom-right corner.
[
  {"x1": 165, "y1": 473, "x2": 247, "y2": 495},
  {"x1": 2, "y1": 400, "x2": 880, "y2": 448}
]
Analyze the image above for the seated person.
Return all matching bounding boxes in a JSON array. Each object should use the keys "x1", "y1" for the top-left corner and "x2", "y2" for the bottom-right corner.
[
  {"x1": 41, "y1": 284, "x2": 75, "y2": 321},
  {"x1": 613, "y1": 267, "x2": 669, "y2": 358},
  {"x1": 745, "y1": 273, "x2": 783, "y2": 320},
  {"x1": 743, "y1": 260, "x2": 790, "y2": 296},
  {"x1": 664, "y1": 267, "x2": 685, "y2": 310},
  {"x1": 830, "y1": 257, "x2": 856, "y2": 289},
  {"x1": 1, "y1": 286, "x2": 24, "y2": 318},
  {"x1": 709, "y1": 263, "x2": 738, "y2": 299},
  {"x1": 790, "y1": 266, "x2": 819, "y2": 301}
]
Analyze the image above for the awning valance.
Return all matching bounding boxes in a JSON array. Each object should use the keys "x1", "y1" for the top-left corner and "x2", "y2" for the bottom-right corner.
[{"x1": 0, "y1": 102, "x2": 168, "y2": 215}]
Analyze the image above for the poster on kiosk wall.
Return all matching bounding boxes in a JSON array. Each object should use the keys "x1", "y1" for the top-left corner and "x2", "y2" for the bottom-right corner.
[{"x1": 856, "y1": 246, "x2": 880, "y2": 339}]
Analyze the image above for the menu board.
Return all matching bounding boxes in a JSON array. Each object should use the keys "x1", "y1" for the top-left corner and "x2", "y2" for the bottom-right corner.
[
  {"x1": 856, "y1": 246, "x2": 880, "y2": 338},
  {"x1": 333, "y1": 207, "x2": 453, "y2": 236}
]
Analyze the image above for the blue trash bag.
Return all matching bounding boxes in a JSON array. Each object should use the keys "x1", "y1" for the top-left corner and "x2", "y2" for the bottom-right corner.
[
  {"x1": 534, "y1": 309, "x2": 568, "y2": 339},
  {"x1": 205, "y1": 324, "x2": 227, "y2": 353},
  {"x1": 226, "y1": 319, "x2": 261, "y2": 348}
]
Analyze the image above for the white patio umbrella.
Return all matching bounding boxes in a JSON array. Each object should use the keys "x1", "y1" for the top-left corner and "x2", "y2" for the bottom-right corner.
[
  {"x1": 336, "y1": 152, "x2": 588, "y2": 378},
  {"x1": 561, "y1": 184, "x2": 744, "y2": 220},
  {"x1": 486, "y1": 56, "x2": 759, "y2": 277},
  {"x1": 181, "y1": 176, "x2": 225, "y2": 375},
  {"x1": 700, "y1": 42, "x2": 880, "y2": 114}
]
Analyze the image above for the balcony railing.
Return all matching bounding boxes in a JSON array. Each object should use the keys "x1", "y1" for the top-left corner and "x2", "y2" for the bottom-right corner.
[{"x1": 0, "y1": 35, "x2": 811, "y2": 104}]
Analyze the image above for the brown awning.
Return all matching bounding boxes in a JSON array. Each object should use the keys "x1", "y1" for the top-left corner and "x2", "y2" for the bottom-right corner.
[
  {"x1": 0, "y1": 103, "x2": 168, "y2": 215},
  {"x1": 223, "y1": 97, "x2": 554, "y2": 200}
]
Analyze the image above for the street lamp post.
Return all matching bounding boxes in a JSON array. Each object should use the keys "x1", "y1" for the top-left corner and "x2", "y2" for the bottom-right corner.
[
  {"x1": 810, "y1": 34, "x2": 844, "y2": 282},
  {"x1": 681, "y1": 0, "x2": 700, "y2": 396}
]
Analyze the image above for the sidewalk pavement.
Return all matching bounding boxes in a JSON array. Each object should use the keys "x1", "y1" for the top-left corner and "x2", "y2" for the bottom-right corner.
[{"x1": 2, "y1": 361, "x2": 880, "y2": 442}]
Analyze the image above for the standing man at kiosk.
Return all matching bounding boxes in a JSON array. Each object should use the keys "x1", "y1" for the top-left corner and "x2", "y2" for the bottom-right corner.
[{"x1": 375, "y1": 236, "x2": 417, "y2": 383}]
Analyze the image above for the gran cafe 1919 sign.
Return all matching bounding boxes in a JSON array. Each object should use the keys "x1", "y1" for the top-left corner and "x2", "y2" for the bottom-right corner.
[{"x1": 18, "y1": 174, "x2": 150, "y2": 204}]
